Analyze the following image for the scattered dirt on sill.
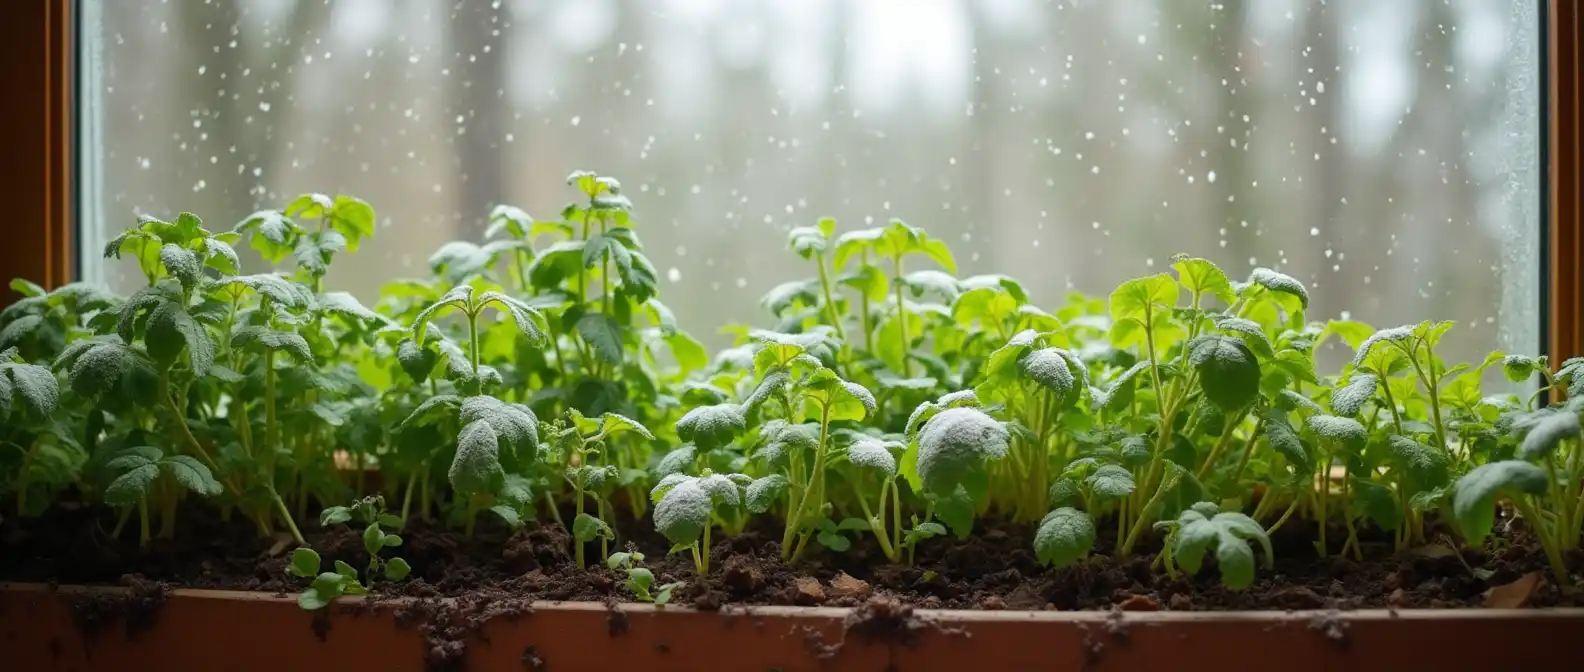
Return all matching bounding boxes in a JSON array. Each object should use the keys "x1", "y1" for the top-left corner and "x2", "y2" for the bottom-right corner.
[
  {"x1": 67, "y1": 574, "x2": 171, "y2": 642},
  {"x1": 520, "y1": 644, "x2": 546, "y2": 671}
]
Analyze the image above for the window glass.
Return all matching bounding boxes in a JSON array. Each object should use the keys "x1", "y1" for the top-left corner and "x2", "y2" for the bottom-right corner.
[{"x1": 79, "y1": 0, "x2": 1540, "y2": 370}]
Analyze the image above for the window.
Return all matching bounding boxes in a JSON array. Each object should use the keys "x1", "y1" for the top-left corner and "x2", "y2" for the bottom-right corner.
[{"x1": 78, "y1": 0, "x2": 1541, "y2": 370}]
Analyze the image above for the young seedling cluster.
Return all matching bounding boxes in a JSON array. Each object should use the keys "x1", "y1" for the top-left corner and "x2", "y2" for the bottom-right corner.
[{"x1": 4, "y1": 170, "x2": 1581, "y2": 604}]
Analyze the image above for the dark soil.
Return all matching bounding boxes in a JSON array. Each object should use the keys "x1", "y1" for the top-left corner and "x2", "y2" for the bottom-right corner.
[{"x1": 4, "y1": 500, "x2": 1582, "y2": 668}]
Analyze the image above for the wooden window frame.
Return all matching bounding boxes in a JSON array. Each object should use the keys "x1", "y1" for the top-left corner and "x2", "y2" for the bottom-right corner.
[{"x1": 0, "y1": 1, "x2": 1579, "y2": 367}]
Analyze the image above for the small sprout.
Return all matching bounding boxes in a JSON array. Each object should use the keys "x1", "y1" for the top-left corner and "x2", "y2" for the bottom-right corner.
[{"x1": 1154, "y1": 502, "x2": 1274, "y2": 590}]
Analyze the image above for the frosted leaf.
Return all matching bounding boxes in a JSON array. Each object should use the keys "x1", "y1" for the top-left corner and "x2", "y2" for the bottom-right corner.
[
  {"x1": 655, "y1": 445, "x2": 697, "y2": 477},
  {"x1": 697, "y1": 473, "x2": 742, "y2": 507},
  {"x1": 1261, "y1": 408, "x2": 1308, "y2": 468},
  {"x1": 900, "y1": 270, "x2": 962, "y2": 302},
  {"x1": 318, "y1": 291, "x2": 380, "y2": 323},
  {"x1": 1247, "y1": 268, "x2": 1309, "y2": 309},
  {"x1": 757, "y1": 420, "x2": 817, "y2": 465},
  {"x1": 745, "y1": 474, "x2": 789, "y2": 513},
  {"x1": 915, "y1": 407, "x2": 1009, "y2": 495},
  {"x1": 846, "y1": 435, "x2": 902, "y2": 476},
  {"x1": 1330, "y1": 373, "x2": 1377, "y2": 417},
  {"x1": 1351, "y1": 326, "x2": 1413, "y2": 369},
  {"x1": 1214, "y1": 317, "x2": 1274, "y2": 359},
  {"x1": 1306, "y1": 414, "x2": 1365, "y2": 448},
  {"x1": 1018, "y1": 347, "x2": 1075, "y2": 399},
  {"x1": 452, "y1": 419, "x2": 506, "y2": 495},
  {"x1": 56, "y1": 337, "x2": 142, "y2": 398},
  {"x1": 1388, "y1": 435, "x2": 1452, "y2": 490},
  {"x1": 231, "y1": 326, "x2": 314, "y2": 364},
  {"x1": 459, "y1": 395, "x2": 539, "y2": 459},
  {"x1": 653, "y1": 479, "x2": 711, "y2": 545},
  {"x1": 1085, "y1": 464, "x2": 1135, "y2": 498},
  {"x1": 1276, "y1": 389, "x2": 1324, "y2": 414},
  {"x1": 1034, "y1": 507, "x2": 1095, "y2": 568},
  {"x1": 675, "y1": 403, "x2": 746, "y2": 450},
  {"x1": 0, "y1": 358, "x2": 58, "y2": 421}
]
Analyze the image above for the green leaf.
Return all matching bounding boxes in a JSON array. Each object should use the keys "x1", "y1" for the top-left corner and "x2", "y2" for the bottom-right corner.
[
  {"x1": 1518, "y1": 411, "x2": 1579, "y2": 460},
  {"x1": 845, "y1": 436, "x2": 902, "y2": 476},
  {"x1": 477, "y1": 291, "x2": 548, "y2": 347},
  {"x1": 745, "y1": 474, "x2": 788, "y2": 514},
  {"x1": 915, "y1": 407, "x2": 1009, "y2": 496},
  {"x1": 395, "y1": 339, "x2": 439, "y2": 384},
  {"x1": 933, "y1": 483, "x2": 978, "y2": 539},
  {"x1": 1109, "y1": 274, "x2": 1179, "y2": 321},
  {"x1": 653, "y1": 478, "x2": 710, "y2": 545},
  {"x1": 576, "y1": 312, "x2": 625, "y2": 365},
  {"x1": 56, "y1": 337, "x2": 142, "y2": 398},
  {"x1": 452, "y1": 419, "x2": 506, "y2": 495},
  {"x1": 1214, "y1": 317, "x2": 1275, "y2": 359},
  {"x1": 363, "y1": 524, "x2": 386, "y2": 557},
  {"x1": 817, "y1": 529, "x2": 852, "y2": 552},
  {"x1": 385, "y1": 557, "x2": 412, "y2": 581},
  {"x1": 1349, "y1": 477, "x2": 1402, "y2": 531},
  {"x1": 1034, "y1": 507, "x2": 1096, "y2": 568},
  {"x1": 1247, "y1": 268, "x2": 1309, "y2": 309},
  {"x1": 574, "y1": 513, "x2": 614, "y2": 542},
  {"x1": 0, "y1": 360, "x2": 59, "y2": 420},
  {"x1": 161, "y1": 455, "x2": 222, "y2": 496},
  {"x1": 1169, "y1": 506, "x2": 1273, "y2": 590},
  {"x1": 1261, "y1": 408, "x2": 1308, "y2": 468},
  {"x1": 232, "y1": 326, "x2": 314, "y2": 364},
  {"x1": 1501, "y1": 354, "x2": 1540, "y2": 383},
  {"x1": 104, "y1": 455, "x2": 160, "y2": 506},
  {"x1": 1086, "y1": 464, "x2": 1135, "y2": 499},
  {"x1": 1387, "y1": 435, "x2": 1452, "y2": 492},
  {"x1": 1020, "y1": 347, "x2": 1075, "y2": 399},
  {"x1": 1188, "y1": 335, "x2": 1261, "y2": 411},
  {"x1": 289, "y1": 548, "x2": 321, "y2": 578},
  {"x1": 158, "y1": 243, "x2": 202, "y2": 289},
  {"x1": 675, "y1": 403, "x2": 746, "y2": 451},
  {"x1": 1172, "y1": 257, "x2": 1237, "y2": 306},
  {"x1": 1331, "y1": 373, "x2": 1377, "y2": 417},
  {"x1": 1451, "y1": 460, "x2": 1548, "y2": 542},
  {"x1": 320, "y1": 506, "x2": 353, "y2": 527},
  {"x1": 1307, "y1": 414, "x2": 1366, "y2": 453},
  {"x1": 787, "y1": 224, "x2": 829, "y2": 259}
]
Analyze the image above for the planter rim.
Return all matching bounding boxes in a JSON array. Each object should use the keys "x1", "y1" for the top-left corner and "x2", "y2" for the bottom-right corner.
[{"x1": 5, "y1": 581, "x2": 1579, "y2": 622}]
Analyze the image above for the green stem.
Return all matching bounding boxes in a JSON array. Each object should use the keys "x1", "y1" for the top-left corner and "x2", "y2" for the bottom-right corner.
[
  {"x1": 1229, "y1": 414, "x2": 1267, "y2": 484},
  {"x1": 1340, "y1": 475, "x2": 1361, "y2": 561},
  {"x1": 1316, "y1": 450, "x2": 1330, "y2": 558},
  {"x1": 1408, "y1": 357, "x2": 1447, "y2": 448},
  {"x1": 138, "y1": 498, "x2": 151, "y2": 549},
  {"x1": 1513, "y1": 496, "x2": 1570, "y2": 583},
  {"x1": 1378, "y1": 380, "x2": 1405, "y2": 435},
  {"x1": 784, "y1": 405, "x2": 832, "y2": 561},
  {"x1": 892, "y1": 255, "x2": 910, "y2": 377},
  {"x1": 574, "y1": 479, "x2": 586, "y2": 569},
  {"x1": 1197, "y1": 412, "x2": 1243, "y2": 480},
  {"x1": 1119, "y1": 471, "x2": 1176, "y2": 558},
  {"x1": 467, "y1": 311, "x2": 482, "y2": 396},
  {"x1": 858, "y1": 482, "x2": 898, "y2": 562},
  {"x1": 544, "y1": 490, "x2": 564, "y2": 528},
  {"x1": 464, "y1": 494, "x2": 480, "y2": 539},
  {"x1": 815, "y1": 256, "x2": 846, "y2": 340},
  {"x1": 859, "y1": 252, "x2": 874, "y2": 352},
  {"x1": 400, "y1": 469, "x2": 419, "y2": 531},
  {"x1": 1265, "y1": 495, "x2": 1301, "y2": 536},
  {"x1": 111, "y1": 505, "x2": 133, "y2": 540},
  {"x1": 701, "y1": 517, "x2": 712, "y2": 575}
]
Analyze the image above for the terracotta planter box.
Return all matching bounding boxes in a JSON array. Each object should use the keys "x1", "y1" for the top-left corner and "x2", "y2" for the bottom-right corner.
[{"x1": 3, "y1": 583, "x2": 1582, "y2": 671}]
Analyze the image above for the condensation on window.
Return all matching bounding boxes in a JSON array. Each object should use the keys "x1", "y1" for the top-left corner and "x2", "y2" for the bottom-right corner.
[{"x1": 78, "y1": 0, "x2": 1540, "y2": 374}]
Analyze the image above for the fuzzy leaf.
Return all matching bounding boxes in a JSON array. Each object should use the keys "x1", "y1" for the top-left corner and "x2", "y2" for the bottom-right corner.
[
  {"x1": 478, "y1": 291, "x2": 548, "y2": 347},
  {"x1": 654, "y1": 479, "x2": 711, "y2": 545},
  {"x1": 1109, "y1": 274, "x2": 1179, "y2": 321},
  {"x1": 576, "y1": 312, "x2": 625, "y2": 365},
  {"x1": 1388, "y1": 435, "x2": 1452, "y2": 492},
  {"x1": 1214, "y1": 317, "x2": 1275, "y2": 359},
  {"x1": 1307, "y1": 414, "x2": 1366, "y2": 450},
  {"x1": 1020, "y1": 347, "x2": 1075, "y2": 399},
  {"x1": 915, "y1": 407, "x2": 1009, "y2": 496},
  {"x1": 1188, "y1": 335, "x2": 1261, "y2": 411},
  {"x1": 1086, "y1": 464, "x2": 1135, "y2": 498},
  {"x1": 1261, "y1": 409, "x2": 1308, "y2": 468},
  {"x1": 1034, "y1": 507, "x2": 1095, "y2": 568},
  {"x1": 846, "y1": 436, "x2": 902, "y2": 476},
  {"x1": 104, "y1": 450, "x2": 161, "y2": 505},
  {"x1": 1518, "y1": 411, "x2": 1579, "y2": 460},
  {"x1": 1331, "y1": 373, "x2": 1377, "y2": 417},
  {"x1": 396, "y1": 339, "x2": 439, "y2": 384},
  {"x1": 1452, "y1": 460, "x2": 1548, "y2": 543},
  {"x1": 1172, "y1": 257, "x2": 1237, "y2": 305},
  {"x1": 676, "y1": 403, "x2": 746, "y2": 450},
  {"x1": 746, "y1": 474, "x2": 788, "y2": 514},
  {"x1": 452, "y1": 419, "x2": 506, "y2": 495},
  {"x1": 573, "y1": 513, "x2": 615, "y2": 543},
  {"x1": 1247, "y1": 268, "x2": 1309, "y2": 309},
  {"x1": 0, "y1": 360, "x2": 58, "y2": 420},
  {"x1": 232, "y1": 326, "x2": 314, "y2": 364},
  {"x1": 161, "y1": 455, "x2": 222, "y2": 496}
]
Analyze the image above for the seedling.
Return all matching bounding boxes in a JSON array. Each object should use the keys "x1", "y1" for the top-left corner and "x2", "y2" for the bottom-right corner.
[
  {"x1": 607, "y1": 550, "x2": 684, "y2": 605},
  {"x1": 290, "y1": 495, "x2": 412, "y2": 611}
]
